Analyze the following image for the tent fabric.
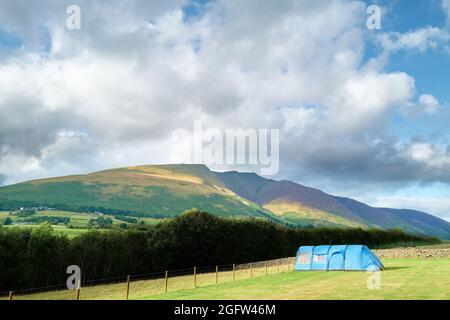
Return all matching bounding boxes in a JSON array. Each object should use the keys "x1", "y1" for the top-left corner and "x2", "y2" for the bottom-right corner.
[{"x1": 294, "y1": 245, "x2": 384, "y2": 271}]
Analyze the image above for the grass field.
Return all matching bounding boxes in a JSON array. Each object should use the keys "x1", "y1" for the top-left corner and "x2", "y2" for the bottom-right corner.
[
  {"x1": 5, "y1": 259, "x2": 449, "y2": 300},
  {"x1": 0, "y1": 210, "x2": 166, "y2": 238},
  {"x1": 3, "y1": 224, "x2": 94, "y2": 239},
  {"x1": 0, "y1": 211, "x2": 10, "y2": 218},
  {"x1": 152, "y1": 259, "x2": 450, "y2": 300}
]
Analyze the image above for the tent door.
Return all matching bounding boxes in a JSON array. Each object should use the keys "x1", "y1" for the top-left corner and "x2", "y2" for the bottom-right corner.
[{"x1": 328, "y1": 252, "x2": 345, "y2": 270}]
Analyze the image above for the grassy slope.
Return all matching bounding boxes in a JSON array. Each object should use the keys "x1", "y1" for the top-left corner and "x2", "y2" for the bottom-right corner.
[
  {"x1": 219, "y1": 172, "x2": 450, "y2": 239},
  {"x1": 151, "y1": 259, "x2": 450, "y2": 300},
  {"x1": 0, "y1": 210, "x2": 144, "y2": 238},
  {"x1": 263, "y1": 199, "x2": 366, "y2": 228},
  {"x1": 1, "y1": 165, "x2": 449, "y2": 238},
  {"x1": 382, "y1": 208, "x2": 450, "y2": 240},
  {"x1": 0, "y1": 165, "x2": 272, "y2": 219},
  {"x1": 218, "y1": 172, "x2": 366, "y2": 228},
  {"x1": 8, "y1": 259, "x2": 449, "y2": 300},
  {"x1": 334, "y1": 197, "x2": 450, "y2": 240}
]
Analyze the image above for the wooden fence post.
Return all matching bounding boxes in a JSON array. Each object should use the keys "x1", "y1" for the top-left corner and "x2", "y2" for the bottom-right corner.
[
  {"x1": 250, "y1": 263, "x2": 253, "y2": 278},
  {"x1": 8, "y1": 291, "x2": 13, "y2": 301},
  {"x1": 265, "y1": 262, "x2": 268, "y2": 276},
  {"x1": 233, "y1": 264, "x2": 236, "y2": 281},
  {"x1": 277, "y1": 260, "x2": 280, "y2": 273},
  {"x1": 215, "y1": 266, "x2": 219, "y2": 284},
  {"x1": 125, "y1": 275, "x2": 130, "y2": 300},
  {"x1": 193, "y1": 267, "x2": 197, "y2": 288},
  {"x1": 76, "y1": 288, "x2": 80, "y2": 300},
  {"x1": 164, "y1": 271, "x2": 168, "y2": 293}
]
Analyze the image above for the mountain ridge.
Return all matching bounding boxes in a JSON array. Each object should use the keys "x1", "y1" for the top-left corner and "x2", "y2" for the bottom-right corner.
[{"x1": 0, "y1": 164, "x2": 449, "y2": 239}]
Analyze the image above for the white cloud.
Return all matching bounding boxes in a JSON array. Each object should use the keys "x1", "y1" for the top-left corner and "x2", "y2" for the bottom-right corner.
[
  {"x1": 377, "y1": 27, "x2": 449, "y2": 53},
  {"x1": 0, "y1": 0, "x2": 450, "y2": 220},
  {"x1": 409, "y1": 143, "x2": 434, "y2": 162},
  {"x1": 419, "y1": 94, "x2": 440, "y2": 114},
  {"x1": 0, "y1": 0, "x2": 440, "y2": 177},
  {"x1": 374, "y1": 196, "x2": 450, "y2": 222},
  {"x1": 443, "y1": 0, "x2": 450, "y2": 25},
  {"x1": 329, "y1": 72, "x2": 415, "y2": 132},
  {"x1": 405, "y1": 142, "x2": 450, "y2": 174}
]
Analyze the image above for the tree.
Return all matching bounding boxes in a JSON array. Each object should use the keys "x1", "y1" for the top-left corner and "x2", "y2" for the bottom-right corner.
[{"x1": 3, "y1": 217, "x2": 12, "y2": 225}]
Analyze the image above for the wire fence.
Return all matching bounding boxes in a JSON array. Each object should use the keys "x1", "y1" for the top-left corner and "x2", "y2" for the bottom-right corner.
[{"x1": 0, "y1": 257, "x2": 295, "y2": 300}]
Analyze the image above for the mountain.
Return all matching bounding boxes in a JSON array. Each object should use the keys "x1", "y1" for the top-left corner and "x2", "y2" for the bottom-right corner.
[
  {"x1": 0, "y1": 164, "x2": 273, "y2": 219},
  {"x1": 0, "y1": 164, "x2": 449, "y2": 239},
  {"x1": 218, "y1": 171, "x2": 450, "y2": 239},
  {"x1": 218, "y1": 172, "x2": 365, "y2": 228}
]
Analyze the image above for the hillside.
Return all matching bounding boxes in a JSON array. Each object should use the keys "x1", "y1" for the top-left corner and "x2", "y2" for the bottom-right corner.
[
  {"x1": 0, "y1": 164, "x2": 449, "y2": 239},
  {"x1": 218, "y1": 171, "x2": 450, "y2": 239},
  {"x1": 0, "y1": 164, "x2": 272, "y2": 219}
]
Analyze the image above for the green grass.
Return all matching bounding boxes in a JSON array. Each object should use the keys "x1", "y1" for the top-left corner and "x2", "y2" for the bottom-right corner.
[
  {"x1": 34, "y1": 210, "x2": 137, "y2": 227},
  {"x1": 263, "y1": 200, "x2": 365, "y2": 229},
  {"x1": 3, "y1": 224, "x2": 92, "y2": 239},
  {"x1": 35, "y1": 210, "x2": 93, "y2": 227},
  {"x1": 1, "y1": 210, "x2": 157, "y2": 238},
  {"x1": 0, "y1": 211, "x2": 10, "y2": 218},
  {"x1": 138, "y1": 217, "x2": 166, "y2": 225},
  {"x1": 150, "y1": 259, "x2": 450, "y2": 300},
  {"x1": 6, "y1": 259, "x2": 450, "y2": 300}
]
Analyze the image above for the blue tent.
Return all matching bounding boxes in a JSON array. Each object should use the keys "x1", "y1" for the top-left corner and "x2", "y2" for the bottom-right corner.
[{"x1": 294, "y1": 245, "x2": 384, "y2": 271}]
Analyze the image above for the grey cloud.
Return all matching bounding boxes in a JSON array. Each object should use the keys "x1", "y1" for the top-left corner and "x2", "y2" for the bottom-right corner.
[
  {"x1": 279, "y1": 132, "x2": 450, "y2": 194},
  {"x1": 0, "y1": 0, "x2": 449, "y2": 223},
  {"x1": 0, "y1": 0, "x2": 188, "y2": 52},
  {"x1": 0, "y1": 96, "x2": 81, "y2": 158}
]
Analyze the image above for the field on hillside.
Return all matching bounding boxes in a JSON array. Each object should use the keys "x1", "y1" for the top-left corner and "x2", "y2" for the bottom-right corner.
[
  {"x1": 0, "y1": 210, "x2": 163, "y2": 238},
  {"x1": 4, "y1": 256, "x2": 449, "y2": 300},
  {"x1": 2, "y1": 224, "x2": 93, "y2": 239}
]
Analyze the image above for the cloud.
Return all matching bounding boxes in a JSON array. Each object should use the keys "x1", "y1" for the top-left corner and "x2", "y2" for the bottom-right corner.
[
  {"x1": 373, "y1": 196, "x2": 450, "y2": 222},
  {"x1": 377, "y1": 27, "x2": 449, "y2": 53},
  {"x1": 0, "y1": 0, "x2": 188, "y2": 48},
  {"x1": 419, "y1": 94, "x2": 440, "y2": 114},
  {"x1": 0, "y1": 0, "x2": 449, "y2": 222},
  {"x1": 329, "y1": 72, "x2": 415, "y2": 132},
  {"x1": 444, "y1": 0, "x2": 450, "y2": 25}
]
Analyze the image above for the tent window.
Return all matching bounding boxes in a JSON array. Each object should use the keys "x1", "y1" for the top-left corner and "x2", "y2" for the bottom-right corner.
[
  {"x1": 313, "y1": 255, "x2": 327, "y2": 263},
  {"x1": 297, "y1": 252, "x2": 310, "y2": 264}
]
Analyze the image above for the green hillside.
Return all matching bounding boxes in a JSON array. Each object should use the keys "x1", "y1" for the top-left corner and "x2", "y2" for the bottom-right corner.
[
  {"x1": 218, "y1": 171, "x2": 450, "y2": 239},
  {"x1": 1, "y1": 164, "x2": 449, "y2": 239},
  {"x1": 0, "y1": 165, "x2": 272, "y2": 219},
  {"x1": 262, "y1": 199, "x2": 366, "y2": 228}
]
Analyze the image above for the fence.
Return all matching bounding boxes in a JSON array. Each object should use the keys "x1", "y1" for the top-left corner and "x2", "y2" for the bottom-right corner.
[{"x1": 0, "y1": 257, "x2": 296, "y2": 300}]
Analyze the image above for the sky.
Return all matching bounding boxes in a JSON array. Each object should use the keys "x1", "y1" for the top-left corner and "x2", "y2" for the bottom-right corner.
[{"x1": 0, "y1": 0, "x2": 450, "y2": 221}]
